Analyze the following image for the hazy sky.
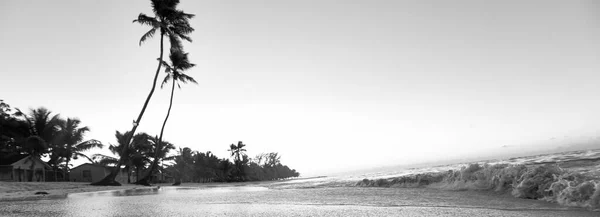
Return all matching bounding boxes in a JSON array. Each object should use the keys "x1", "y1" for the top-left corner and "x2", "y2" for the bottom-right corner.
[{"x1": 1, "y1": 0, "x2": 600, "y2": 176}]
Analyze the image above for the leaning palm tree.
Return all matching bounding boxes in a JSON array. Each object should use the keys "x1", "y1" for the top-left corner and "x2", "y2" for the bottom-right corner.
[
  {"x1": 93, "y1": 131, "x2": 153, "y2": 184},
  {"x1": 93, "y1": 0, "x2": 194, "y2": 186},
  {"x1": 136, "y1": 50, "x2": 196, "y2": 185},
  {"x1": 56, "y1": 118, "x2": 103, "y2": 180}
]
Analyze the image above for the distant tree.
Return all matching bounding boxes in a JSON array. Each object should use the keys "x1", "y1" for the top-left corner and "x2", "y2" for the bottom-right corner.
[
  {"x1": 94, "y1": 0, "x2": 195, "y2": 186},
  {"x1": 171, "y1": 147, "x2": 194, "y2": 185},
  {"x1": 228, "y1": 141, "x2": 247, "y2": 180},
  {"x1": 17, "y1": 108, "x2": 62, "y2": 181},
  {"x1": 93, "y1": 131, "x2": 152, "y2": 183},
  {"x1": 18, "y1": 108, "x2": 62, "y2": 170},
  {"x1": 55, "y1": 118, "x2": 103, "y2": 180},
  {"x1": 23, "y1": 136, "x2": 47, "y2": 181}
]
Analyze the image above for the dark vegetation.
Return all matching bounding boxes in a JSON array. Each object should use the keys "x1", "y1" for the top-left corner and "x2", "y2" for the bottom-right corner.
[
  {"x1": 170, "y1": 143, "x2": 299, "y2": 184},
  {"x1": 0, "y1": 100, "x2": 300, "y2": 184},
  {"x1": 0, "y1": 101, "x2": 102, "y2": 181}
]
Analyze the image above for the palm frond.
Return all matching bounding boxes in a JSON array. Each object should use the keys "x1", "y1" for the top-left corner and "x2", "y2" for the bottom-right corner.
[
  {"x1": 139, "y1": 28, "x2": 157, "y2": 46},
  {"x1": 159, "y1": 59, "x2": 173, "y2": 72},
  {"x1": 175, "y1": 73, "x2": 197, "y2": 87},
  {"x1": 168, "y1": 33, "x2": 183, "y2": 51},
  {"x1": 74, "y1": 139, "x2": 103, "y2": 152},
  {"x1": 161, "y1": 73, "x2": 173, "y2": 88},
  {"x1": 133, "y1": 13, "x2": 158, "y2": 27},
  {"x1": 74, "y1": 152, "x2": 95, "y2": 164}
]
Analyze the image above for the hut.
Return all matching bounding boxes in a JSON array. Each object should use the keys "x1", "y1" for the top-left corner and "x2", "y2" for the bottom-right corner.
[{"x1": 0, "y1": 154, "x2": 52, "y2": 182}]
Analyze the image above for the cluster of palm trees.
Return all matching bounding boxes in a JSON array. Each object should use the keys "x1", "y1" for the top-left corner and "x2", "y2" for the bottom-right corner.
[
  {"x1": 169, "y1": 142, "x2": 300, "y2": 183},
  {"x1": 93, "y1": 0, "x2": 197, "y2": 186},
  {"x1": 91, "y1": 131, "x2": 175, "y2": 184},
  {"x1": 0, "y1": 102, "x2": 102, "y2": 181},
  {"x1": 1, "y1": 100, "x2": 300, "y2": 184}
]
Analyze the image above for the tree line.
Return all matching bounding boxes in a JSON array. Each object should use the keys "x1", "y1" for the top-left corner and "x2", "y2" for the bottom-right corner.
[
  {"x1": 170, "y1": 142, "x2": 299, "y2": 184},
  {"x1": 0, "y1": 101, "x2": 299, "y2": 184}
]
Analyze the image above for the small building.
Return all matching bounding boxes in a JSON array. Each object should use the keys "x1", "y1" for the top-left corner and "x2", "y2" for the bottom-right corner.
[
  {"x1": 151, "y1": 170, "x2": 173, "y2": 183},
  {"x1": 69, "y1": 163, "x2": 128, "y2": 183},
  {"x1": 0, "y1": 154, "x2": 52, "y2": 182}
]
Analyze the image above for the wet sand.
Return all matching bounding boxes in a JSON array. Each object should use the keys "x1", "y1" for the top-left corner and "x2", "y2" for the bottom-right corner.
[
  {"x1": 0, "y1": 182, "x2": 155, "y2": 201},
  {"x1": 1, "y1": 184, "x2": 598, "y2": 217}
]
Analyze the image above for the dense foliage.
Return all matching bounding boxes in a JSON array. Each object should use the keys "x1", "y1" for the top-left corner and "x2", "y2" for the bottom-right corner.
[
  {"x1": 169, "y1": 143, "x2": 300, "y2": 184},
  {"x1": 0, "y1": 100, "x2": 102, "y2": 181},
  {"x1": 1, "y1": 100, "x2": 300, "y2": 184}
]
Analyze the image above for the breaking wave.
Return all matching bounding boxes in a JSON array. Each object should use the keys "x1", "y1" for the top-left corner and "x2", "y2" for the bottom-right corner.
[{"x1": 354, "y1": 149, "x2": 600, "y2": 211}]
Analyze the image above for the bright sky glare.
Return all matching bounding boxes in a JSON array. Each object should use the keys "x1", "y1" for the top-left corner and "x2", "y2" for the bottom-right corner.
[{"x1": 1, "y1": 0, "x2": 600, "y2": 176}]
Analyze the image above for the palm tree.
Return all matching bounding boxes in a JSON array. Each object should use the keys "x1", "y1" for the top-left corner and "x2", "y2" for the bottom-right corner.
[
  {"x1": 55, "y1": 118, "x2": 103, "y2": 180},
  {"x1": 94, "y1": 0, "x2": 194, "y2": 186},
  {"x1": 15, "y1": 108, "x2": 61, "y2": 181},
  {"x1": 228, "y1": 141, "x2": 247, "y2": 163},
  {"x1": 92, "y1": 131, "x2": 152, "y2": 184},
  {"x1": 172, "y1": 147, "x2": 194, "y2": 185},
  {"x1": 136, "y1": 50, "x2": 196, "y2": 185},
  {"x1": 228, "y1": 141, "x2": 247, "y2": 180},
  {"x1": 23, "y1": 136, "x2": 47, "y2": 181}
]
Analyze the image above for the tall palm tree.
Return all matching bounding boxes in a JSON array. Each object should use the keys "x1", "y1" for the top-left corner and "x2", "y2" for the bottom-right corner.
[
  {"x1": 94, "y1": 0, "x2": 194, "y2": 186},
  {"x1": 137, "y1": 50, "x2": 196, "y2": 185},
  {"x1": 56, "y1": 118, "x2": 103, "y2": 180}
]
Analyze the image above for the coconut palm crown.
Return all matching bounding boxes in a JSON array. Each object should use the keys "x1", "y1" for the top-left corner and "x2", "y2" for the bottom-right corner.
[{"x1": 133, "y1": 0, "x2": 194, "y2": 50}]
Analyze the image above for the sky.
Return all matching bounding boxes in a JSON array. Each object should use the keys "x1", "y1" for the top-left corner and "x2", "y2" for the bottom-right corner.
[{"x1": 1, "y1": 0, "x2": 600, "y2": 176}]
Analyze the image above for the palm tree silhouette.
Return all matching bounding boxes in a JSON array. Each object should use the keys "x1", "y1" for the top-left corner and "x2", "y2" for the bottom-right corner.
[
  {"x1": 137, "y1": 50, "x2": 196, "y2": 185},
  {"x1": 16, "y1": 108, "x2": 60, "y2": 181},
  {"x1": 94, "y1": 0, "x2": 194, "y2": 186},
  {"x1": 228, "y1": 141, "x2": 247, "y2": 180},
  {"x1": 93, "y1": 131, "x2": 153, "y2": 183},
  {"x1": 56, "y1": 118, "x2": 103, "y2": 180}
]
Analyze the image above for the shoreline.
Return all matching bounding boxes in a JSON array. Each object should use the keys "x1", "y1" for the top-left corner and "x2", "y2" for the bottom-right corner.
[
  {"x1": 0, "y1": 182, "x2": 156, "y2": 202},
  {"x1": 0, "y1": 179, "x2": 303, "y2": 202}
]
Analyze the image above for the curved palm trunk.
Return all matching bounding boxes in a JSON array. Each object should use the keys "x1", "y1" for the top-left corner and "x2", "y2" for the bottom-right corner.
[
  {"x1": 136, "y1": 80, "x2": 175, "y2": 186},
  {"x1": 92, "y1": 33, "x2": 165, "y2": 186}
]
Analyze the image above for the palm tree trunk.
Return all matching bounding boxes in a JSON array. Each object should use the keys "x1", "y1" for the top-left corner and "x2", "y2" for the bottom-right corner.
[
  {"x1": 126, "y1": 165, "x2": 131, "y2": 184},
  {"x1": 64, "y1": 157, "x2": 70, "y2": 181},
  {"x1": 136, "y1": 80, "x2": 175, "y2": 185},
  {"x1": 92, "y1": 33, "x2": 165, "y2": 186}
]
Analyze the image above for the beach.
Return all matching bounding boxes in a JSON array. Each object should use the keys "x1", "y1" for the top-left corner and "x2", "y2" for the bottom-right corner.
[
  {"x1": 0, "y1": 182, "x2": 155, "y2": 201},
  {"x1": 1, "y1": 181, "x2": 599, "y2": 217}
]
